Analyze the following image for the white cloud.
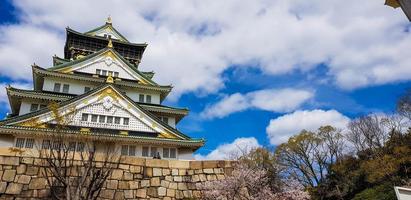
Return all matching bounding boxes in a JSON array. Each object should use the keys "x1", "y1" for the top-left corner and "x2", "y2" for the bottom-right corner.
[
  {"x1": 194, "y1": 137, "x2": 261, "y2": 160},
  {"x1": 0, "y1": 0, "x2": 410, "y2": 99},
  {"x1": 201, "y1": 88, "x2": 313, "y2": 119},
  {"x1": 266, "y1": 109, "x2": 350, "y2": 145}
]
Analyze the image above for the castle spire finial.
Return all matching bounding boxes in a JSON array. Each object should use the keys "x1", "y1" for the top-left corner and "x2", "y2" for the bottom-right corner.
[
  {"x1": 107, "y1": 37, "x2": 113, "y2": 48},
  {"x1": 106, "y1": 15, "x2": 112, "y2": 24}
]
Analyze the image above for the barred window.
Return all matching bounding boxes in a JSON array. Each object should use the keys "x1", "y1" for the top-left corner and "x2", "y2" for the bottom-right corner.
[
  {"x1": 146, "y1": 95, "x2": 151, "y2": 103},
  {"x1": 163, "y1": 148, "x2": 170, "y2": 158},
  {"x1": 107, "y1": 116, "x2": 113, "y2": 124},
  {"x1": 62, "y1": 84, "x2": 70, "y2": 93},
  {"x1": 139, "y1": 94, "x2": 144, "y2": 102},
  {"x1": 81, "y1": 113, "x2": 88, "y2": 121},
  {"x1": 99, "y1": 115, "x2": 106, "y2": 123},
  {"x1": 91, "y1": 115, "x2": 98, "y2": 122},
  {"x1": 123, "y1": 118, "x2": 129, "y2": 125},
  {"x1": 30, "y1": 104, "x2": 39, "y2": 112},
  {"x1": 121, "y1": 145, "x2": 128, "y2": 155},
  {"x1": 53, "y1": 83, "x2": 61, "y2": 92},
  {"x1": 129, "y1": 146, "x2": 136, "y2": 156},
  {"x1": 170, "y1": 148, "x2": 176, "y2": 158},
  {"x1": 150, "y1": 147, "x2": 157, "y2": 158},
  {"x1": 114, "y1": 117, "x2": 121, "y2": 124},
  {"x1": 42, "y1": 140, "x2": 51, "y2": 149},
  {"x1": 142, "y1": 146, "x2": 149, "y2": 157},
  {"x1": 25, "y1": 138, "x2": 34, "y2": 149},
  {"x1": 15, "y1": 138, "x2": 25, "y2": 148}
]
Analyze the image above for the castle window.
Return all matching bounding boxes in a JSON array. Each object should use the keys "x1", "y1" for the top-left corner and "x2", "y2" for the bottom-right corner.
[
  {"x1": 99, "y1": 115, "x2": 106, "y2": 123},
  {"x1": 42, "y1": 140, "x2": 51, "y2": 149},
  {"x1": 15, "y1": 138, "x2": 26, "y2": 148},
  {"x1": 30, "y1": 104, "x2": 39, "y2": 112},
  {"x1": 146, "y1": 95, "x2": 152, "y2": 103},
  {"x1": 121, "y1": 145, "x2": 136, "y2": 156},
  {"x1": 139, "y1": 94, "x2": 144, "y2": 102},
  {"x1": 25, "y1": 138, "x2": 34, "y2": 149},
  {"x1": 170, "y1": 148, "x2": 176, "y2": 158},
  {"x1": 107, "y1": 116, "x2": 113, "y2": 124},
  {"x1": 114, "y1": 117, "x2": 121, "y2": 124},
  {"x1": 53, "y1": 83, "x2": 61, "y2": 92},
  {"x1": 81, "y1": 113, "x2": 88, "y2": 121},
  {"x1": 150, "y1": 147, "x2": 157, "y2": 158},
  {"x1": 114, "y1": 72, "x2": 119, "y2": 77},
  {"x1": 142, "y1": 146, "x2": 149, "y2": 157},
  {"x1": 163, "y1": 148, "x2": 177, "y2": 159},
  {"x1": 123, "y1": 118, "x2": 129, "y2": 125},
  {"x1": 91, "y1": 114, "x2": 98, "y2": 122},
  {"x1": 62, "y1": 84, "x2": 70, "y2": 93},
  {"x1": 102, "y1": 70, "x2": 107, "y2": 76},
  {"x1": 96, "y1": 69, "x2": 101, "y2": 75},
  {"x1": 161, "y1": 117, "x2": 169, "y2": 124},
  {"x1": 84, "y1": 87, "x2": 91, "y2": 93},
  {"x1": 108, "y1": 71, "x2": 113, "y2": 76}
]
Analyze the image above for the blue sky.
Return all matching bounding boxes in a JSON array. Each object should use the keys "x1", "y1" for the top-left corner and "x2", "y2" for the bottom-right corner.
[{"x1": 1, "y1": 0, "x2": 411, "y2": 159}]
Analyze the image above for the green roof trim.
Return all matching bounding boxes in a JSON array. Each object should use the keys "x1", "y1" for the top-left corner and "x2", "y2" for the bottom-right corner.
[
  {"x1": 67, "y1": 28, "x2": 147, "y2": 47},
  {"x1": 52, "y1": 55, "x2": 70, "y2": 66},
  {"x1": 47, "y1": 47, "x2": 158, "y2": 86},
  {"x1": 84, "y1": 23, "x2": 129, "y2": 42},
  {"x1": 0, "y1": 84, "x2": 194, "y2": 141}
]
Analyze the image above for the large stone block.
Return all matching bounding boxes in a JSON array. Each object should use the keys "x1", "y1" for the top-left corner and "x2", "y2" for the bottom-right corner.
[
  {"x1": 153, "y1": 168, "x2": 162, "y2": 176},
  {"x1": 5, "y1": 183, "x2": 23, "y2": 194},
  {"x1": 158, "y1": 187, "x2": 167, "y2": 196},
  {"x1": 144, "y1": 167, "x2": 153, "y2": 177},
  {"x1": 169, "y1": 182, "x2": 177, "y2": 190},
  {"x1": 2, "y1": 169, "x2": 16, "y2": 182},
  {"x1": 16, "y1": 164, "x2": 26, "y2": 174},
  {"x1": 173, "y1": 176, "x2": 182, "y2": 182},
  {"x1": 171, "y1": 169, "x2": 179, "y2": 176},
  {"x1": 167, "y1": 188, "x2": 176, "y2": 197},
  {"x1": 114, "y1": 191, "x2": 124, "y2": 200},
  {"x1": 17, "y1": 175, "x2": 31, "y2": 184},
  {"x1": 106, "y1": 180, "x2": 118, "y2": 189},
  {"x1": 123, "y1": 172, "x2": 133, "y2": 180},
  {"x1": 29, "y1": 178, "x2": 47, "y2": 190},
  {"x1": 178, "y1": 183, "x2": 188, "y2": 190},
  {"x1": 150, "y1": 177, "x2": 160, "y2": 186},
  {"x1": 0, "y1": 182, "x2": 7, "y2": 193},
  {"x1": 202, "y1": 161, "x2": 219, "y2": 168},
  {"x1": 124, "y1": 190, "x2": 134, "y2": 198},
  {"x1": 118, "y1": 181, "x2": 130, "y2": 189},
  {"x1": 162, "y1": 168, "x2": 170, "y2": 176},
  {"x1": 129, "y1": 180, "x2": 138, "y2": 189},
  {"x1": 26, "y1": 166, "x2": 39, "y2": 176},
  {"x1": 146, "y1": 159, "x2": 168, "y2": 168},
  {"x1": 99, "y1": 189, "x2": 115, "y2": 199},
  {"x1": 190, "y1": 161, "x2": 202, "y2": 169},
  {"x1": 21, "y1": 157, "x2": 34, "y2": 164},
  {"x1": 0, "y1": 156, "x2": 19, "y2": 165},
  {"x1": 169, "y1": 160, "x2": 190, "y2": 169},
  {"x1": 129, "y1": 165, "x2": 141, "y2": 173},
  {"x1": 147, "y1": 187, "x2": 158, "y2": 197},
  {"x1": 203, "y1": 168, "x2": 214, "y2": 174},
  {"x1": 136, "y1": 188, "x2": 147, "y2": 198},
  {"x1": 111, "y1": 169, "x2": 123, "y2": 180},
  {"x1": 140, "y1": 180, "x2": 150, "y2": 187}
]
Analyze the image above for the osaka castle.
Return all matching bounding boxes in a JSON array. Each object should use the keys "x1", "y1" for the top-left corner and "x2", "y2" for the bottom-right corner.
[{"x1": 0, "y1": 17, "x2": 204, "y2": 160}]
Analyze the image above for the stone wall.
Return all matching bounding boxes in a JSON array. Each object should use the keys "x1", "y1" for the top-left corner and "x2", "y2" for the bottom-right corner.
[{"x1": 0, "y1": 150, "x2": 233, "y2": 199}]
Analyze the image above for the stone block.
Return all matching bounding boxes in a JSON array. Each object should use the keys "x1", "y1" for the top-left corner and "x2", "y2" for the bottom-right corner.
[
  {"x1": 207, "y1": 174, "x2": 217, "y2": 181},
  {"x1": 192, "y1": 175, "x2": 200, "y2": 182},
  {"x1": 21, "y1": 157, "x2": 34, "y2": 164},
  {"x1": 0, "y1": 156, "x2": 19, "y2": 165},
  {"x1": 38, "y1": 189, "x2": 50, "y2": 198},
  {"x1": 153, "y1": 168, "x2": 162, "y2": 176},
  {"x1": 202, "y1": 161, "x2": 219, "y2": 168},
  {"x1": 147, "y1": 187, "x2": 159, "y2": 197},
  {"x1": 144, "y1": 167, "x2": 153, "y2": 177},
  {"x1": 99, "y1": 189, "x2": 115, "y2": 199},
  {"x1": 193, "y1": 190, "x2": 202, "y2": 198},
  {"x1": 146, "y1": 159, "x2": 168, "y2": 168},
  {"x1": 123, "y1": 172, "x2": 133, "y2": 180},
  {"x1": 199, "y1": 174, "x2": 207, "y2": 182},
  {"x1": 111, "y1": 169, "x2": 123, "y2": 180},
  {"x1": 187, "y1": 170, "x2": 194, "y2": 175},
  {"x1": 173, "y1": 176, "x2": 182, "y2": 182},
  {"x1": 124, "y1": 190, "x2": 134, "y2": 198},
  {"x1": 2, "y1": 169, "x2": 16, "y2": 182},
  {"x1": 119, "y1": 164, "x2": 129, "y2": 170},
  {"x1": 203, "y1": 168, "x2": 214, "y2": 174},
  {"x1": 129, "y1": 180, "x2": 138, "y2": 189},
  {"x1": 171, "y1": 169, "x2": 179, "y2": 176},
  {"x1": 179, "y1": 169, "x2": 187, "y2": 175},
  {"x1": 26, "y1": 166, "x2": 39, "y2": 176},
  {"x1": 158, "y1": 187, "x2": 167, "y2": 196},
  {"x1": 178, "y1": 183, "x2": 188, "y2": 190},
  {"x1": 162, "y1": 168, "x2": 170, "y2": 175},
  {"x1": 176, "y1": 190, "x2": 184, "y2": 199},
  {"x1": 167, "y1": 188, "x2": 176, "y2": 197},
  {"x1": 16, "y1": 164, "x2": 26, "y2": 174},
  {"x1": 5, "y1": 183, "x2": 23, "y2": 194},
  {"x1": 140, "y1": 180, "x2": 150, "y2": 187},
  {"x1": 17, "y1": 175, "x2": 31, "y2": 184},
  {"x1": 183, "y1": 190, "x2": 193, "y2": 198},
  {"x1": 189, "y1": 161, "x2": 202, "y2": 169},
  {"x1": 118, "y1": 181, "x2": 130, "y2": 189},
  {"x1": 0, "y1": 182, "x2": 7, "y2": 193},
  {"x1": 114, "y1": 191, "x2": 124, "y2": 200},
  {"x1": 169, "y1": 160, "x2": 190, "y2": 169},
  {"x1": 161, "y1": 180, "x2": 170, "y2": 187},
  {"x1": 169, "y1": 182, "x2": 177, "y2": 189},
  {"x1": 136, "y1": 189, "x2": 147, "y2": 198},
  {"x1": 194, "y1": 169, "x2": 203, "y2": 174},
  {"x1": 129, "y1": 165, "x2": 141, "y2": 173},
  {"x1": 217, "y1": 174, "x2": 226, "y2": 180},
  {"x1": 165, "y1": 175, "x2": 173, "y2": 182},
  {"x1": 106, "y1": 180, "x2": 118, "y2": 189},
  {"x1": 29, "y1": 178, "x2": 47, "y2": 190},
  {"x1": 150, "y1": 177, "x2": 160, "y2": 186}
]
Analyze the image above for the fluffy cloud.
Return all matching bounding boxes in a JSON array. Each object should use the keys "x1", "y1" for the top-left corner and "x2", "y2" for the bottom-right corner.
[
  {"x1": 266, "y1": 109, "x2": 350, "y2": 145},
  {"x1": 1, "y1": 0, "x2": 410, "y2": 99},
  {"x1": 201, "y1": 88, "x2": 313, "y2": 119},
  {"x1": 194, "y1": 137, "x2": 261, "y2": 160}
]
